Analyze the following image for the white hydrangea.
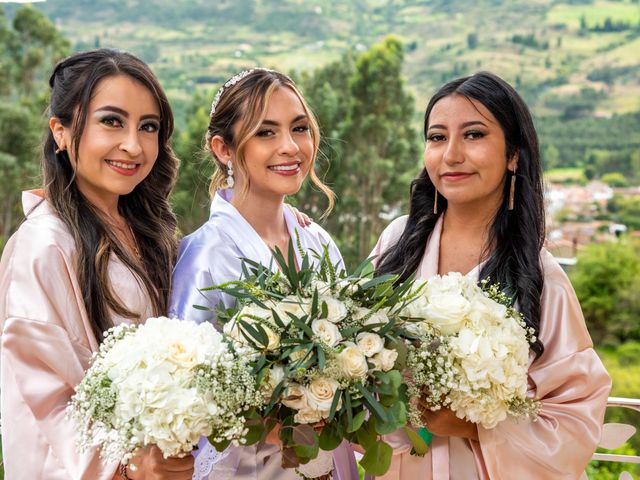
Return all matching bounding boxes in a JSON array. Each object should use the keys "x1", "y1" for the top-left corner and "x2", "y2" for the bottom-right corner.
[{"x1": 68, "y1": 317, "x2": 261, "y2": 463}]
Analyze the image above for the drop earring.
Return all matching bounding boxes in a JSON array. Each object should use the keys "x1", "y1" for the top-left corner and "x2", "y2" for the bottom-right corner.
[
  {"x1": 508, "y1": 169, "x2": 517, "y2": 210},
  {"x1": 433, "y1": 189, "x2": 438, "y2": 215},
  {"x1": 226, "y1": 160, "x2": 235, "y2": 188}
]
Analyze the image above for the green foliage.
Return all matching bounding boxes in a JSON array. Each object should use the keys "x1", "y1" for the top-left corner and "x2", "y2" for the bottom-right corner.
[
  {"x1": 571, "y1": 240, "x2": 640, "y2": 345},
  {"x1": 171, "y1": 90, "x2": 214, "y2": 235},
  {"x1": 607, "y1": 195, "x2": 640, "y2": 230},
  {"x1": 600, "y1": 172, "x2": 628, "y2": 187},
  {"x1": 0, "y1": 5, "x2": 69, "y2": 247},
  {"x1": 298, "y1": 36, "x2": 420, "y2": 268}
]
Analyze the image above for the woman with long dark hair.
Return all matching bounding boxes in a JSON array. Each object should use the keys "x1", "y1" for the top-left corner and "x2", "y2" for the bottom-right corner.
[
  {"x1": 372, "y1": 72, "x2": 611, "y2": 479},
  {"x1": 0, "y1": 49, "x2": 193, "y2": 479}
]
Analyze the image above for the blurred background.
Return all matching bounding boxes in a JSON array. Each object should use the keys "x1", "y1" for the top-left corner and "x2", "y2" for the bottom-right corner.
[{"x1": 1, "y1": 0, "x2": 639, "y2": 477}]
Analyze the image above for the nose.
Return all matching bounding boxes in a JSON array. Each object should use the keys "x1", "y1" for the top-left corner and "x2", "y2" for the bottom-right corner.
[
  {"x1": 442, "y1": 136, "x2": 463, "y2": 165},
  {"x1": 278, "y1": 131, "x2": 300, "y2": 157},
  {"x1": 119, "y1": 127, "x2": 143, "y2": 158}
]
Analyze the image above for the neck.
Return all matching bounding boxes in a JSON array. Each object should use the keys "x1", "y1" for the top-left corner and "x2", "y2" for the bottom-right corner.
[
  {"x1": 441, "y1": 203, "x2": 497, "y2": 243},
  {"x1": 231, "y1": 189, "x2": 288, "y2": 242},
  {"x1": 78, "y1": 188, "x2": 121, "y2": 221}
]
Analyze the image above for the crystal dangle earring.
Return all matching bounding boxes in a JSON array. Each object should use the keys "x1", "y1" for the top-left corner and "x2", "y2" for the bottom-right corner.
[
  {"x1": 433, "y1": 189, "x2": 438, "y2": 214},
  {"x1": 508, "y1": 169, "x2": 516, "y2": 210},
  {"x1": 226, "y1": 161, "x2": 235, "y2": 188}
]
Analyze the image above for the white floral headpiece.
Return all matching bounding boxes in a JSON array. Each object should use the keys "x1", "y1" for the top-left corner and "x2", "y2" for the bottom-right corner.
[{"x1": 210, "y1": 68, "x2": 276, "y2": 116}]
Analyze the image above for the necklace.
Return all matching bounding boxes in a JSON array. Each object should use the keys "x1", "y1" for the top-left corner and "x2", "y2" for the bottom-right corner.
[{"x1": 105, "y1": 215, "x2": 141, "y2": 261}]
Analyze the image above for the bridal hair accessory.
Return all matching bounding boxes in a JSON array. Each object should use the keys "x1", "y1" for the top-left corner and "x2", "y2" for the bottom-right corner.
[{"x1": 210, "y1": 68, "x2": 276, "y2": 116}]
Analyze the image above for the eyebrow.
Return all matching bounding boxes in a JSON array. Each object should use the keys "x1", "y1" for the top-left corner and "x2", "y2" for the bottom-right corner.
[
  {"x1": 94, "y1": 106, "x2": 160, "y2": 122},
  {"x1": 261, "y1": 114, "x2": 308, "y2": 126},
  {"x1": 428, "y1": 120, "x2": 488, "y2": 130}
]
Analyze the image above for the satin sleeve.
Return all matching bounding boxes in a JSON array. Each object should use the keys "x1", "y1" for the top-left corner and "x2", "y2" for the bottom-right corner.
[
  {"x1": 169, "y1": 225, "x2": 243, "y2": 325},
  {"x1": 472, "y1": 251, "x2": 612, "y2": 478},
  {"x1": 1, "y1": 239, "x2": 117, "y2": 480}
]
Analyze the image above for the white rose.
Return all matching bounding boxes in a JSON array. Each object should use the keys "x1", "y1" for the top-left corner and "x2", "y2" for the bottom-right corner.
[
  {"x1": 338, "y1": 343, "x2": 369, "y2": 379},
  {"x1": 282, "y1": 383, "x2": 308, "y2": 410},
  {"x1": 370, "y1": 348, "x2": 398, "y2": 372},
  {"x1": 263, "y1": 325, "x2": 281, "y2": 351},
  {"x1": 262, "y1": 365, "x2": 285, "y2": 399},
  {"x1": 425, "y1": 293, "x2": 470, "y2": 335},
  {"x1": 401, "y1": 293, "x2": 430, "y2": 319},
  {"x1": 166, "y1": 340, "x2": 198, "y2": 368},
  {"x1": 306, "y1": 377, "x2": 340, "y2": 411},
  {"x1": 312, "y1": 319, "x2": 342, "y2": 347},
  {"x1": 311, "y1": 280, "x2": 332, "y2": 295},
  {"x1": 273, "y1": 296, "x2": 310, "y2": 325},
  {"x1": 319, "y1": 296, "x2": 348, "y2": 323},
  {"x1": 238, "y1": 304, "x2": 273, "y2": 322},
  {"x1": 294, "y1": 408, "x2": 323, "y2": 425},
  {"x1": 356, "y1": 332, "x2": 384, "y2": 357},
  {"x1": 290, "y1": 347, "x2": 311, "y2": 362}
]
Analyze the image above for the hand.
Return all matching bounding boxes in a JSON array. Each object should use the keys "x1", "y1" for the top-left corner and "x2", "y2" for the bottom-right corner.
[
  {"x1": 286, "y1": 204, "x2": 312, "y2": 227},
  {"x1": 419, "y1": 406, "x2": 478, "y2": 441},
  {"x1": 123, "y1": 445, "x2": 194, "y2": 480}
]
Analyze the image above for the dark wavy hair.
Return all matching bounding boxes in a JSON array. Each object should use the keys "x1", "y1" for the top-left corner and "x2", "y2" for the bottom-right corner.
[
  {"x1": 43, "y1": 49, "x2": 179, "y2": 342},
  {"x1": 377, "y1": 71, "x2": 545, "y2": 356}
]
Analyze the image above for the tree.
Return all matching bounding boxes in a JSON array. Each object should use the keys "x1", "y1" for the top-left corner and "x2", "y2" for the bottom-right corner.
[
  {"x1": 298, "y1": 37, "x2": 421, "y2": 267},
  {"x1": 466, "y1": 32, "x2": 478, "y2": 50},
  {"x1": 570, "y1": 240, "x2": 640, "y2": 345},
  {"x1": 0, "y1": 6, "x2": 70, "y2": 250},
  {"x1": 171, "y1": 90, "x2": 215, "y2": 236}
]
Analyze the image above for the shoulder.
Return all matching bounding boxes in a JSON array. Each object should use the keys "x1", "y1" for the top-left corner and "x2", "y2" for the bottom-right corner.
[
  {"x1": 304, "y1": 221, "x2": 337, "y2": 247},
  {"x1": 177, "y1": 220, "x2": 242, "y2": 264},
  {"x1": 539, "y1": 248, "x2": 576, "y2": 300},
  {"x1": 377, "y1": 215, "x2": 409, "y2": 250},
  {"x1": 535, "y1": 248, "x2": 594, "y2": 357},
  {"x1": 4, "y1": 209, "x2": 75, "y2": 271}
]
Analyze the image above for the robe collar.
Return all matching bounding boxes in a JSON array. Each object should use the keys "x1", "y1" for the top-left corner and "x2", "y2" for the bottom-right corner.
[{"x1": 209, "y1": 189, "x2": 306, "y2": 270}]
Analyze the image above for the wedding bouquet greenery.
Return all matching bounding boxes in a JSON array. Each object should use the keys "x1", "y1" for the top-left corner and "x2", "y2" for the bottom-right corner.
[
  {"x1": 67, "y1": 317, "x2": 262, "y2": 465},
  {"x1": 205, "y1": 241, "x2": 426, "y2": 477}
]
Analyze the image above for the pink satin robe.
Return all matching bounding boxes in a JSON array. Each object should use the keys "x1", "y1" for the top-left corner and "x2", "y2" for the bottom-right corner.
[
  {"x1": 371, "y1": 215, "x2": 612, "y2": 480},
  {"x1": 0, "y1": 191, "x2": 153, "y2": 480}
]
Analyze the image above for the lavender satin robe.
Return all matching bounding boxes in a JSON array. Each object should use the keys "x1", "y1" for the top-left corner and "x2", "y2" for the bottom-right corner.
[
  {"x1": 169, "y1": 189, "x2": 358, "y2": 480},
  {"x1": 371, "y1": 215, "x2": 612, "y2": 480},
  {"x1": 0, "y1": 191, "x2": 153, "y2": 480}
]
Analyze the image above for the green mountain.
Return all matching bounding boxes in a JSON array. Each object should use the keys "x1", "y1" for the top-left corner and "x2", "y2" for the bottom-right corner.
[{"x1": 15, "y1": 0, "x2": 640, "y2": 119}]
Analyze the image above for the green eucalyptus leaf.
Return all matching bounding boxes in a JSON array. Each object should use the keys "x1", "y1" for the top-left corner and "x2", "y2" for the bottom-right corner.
[{"x1": 360, "y1": 440, "x2": 393, "y2": 476}]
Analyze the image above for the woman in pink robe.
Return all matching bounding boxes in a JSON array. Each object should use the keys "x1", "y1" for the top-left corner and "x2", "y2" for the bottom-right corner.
[
  {"x1": 372, "y1": 72, "x2": 611, "y2": 479},
  {"x1": 0, "y1": 50, "x2": 192, "y2": 480}
]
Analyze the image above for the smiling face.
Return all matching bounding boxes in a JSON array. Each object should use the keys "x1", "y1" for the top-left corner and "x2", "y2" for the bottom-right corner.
[
  {"x1": 53, "y1": 74, "x2": 161, "y2": 211},
  {"x1": 424, "y1": 94, "x2": 517, "y2": 213},
  {"x1": 233, "y1": 86, "x2": 314, "y2": 201}
]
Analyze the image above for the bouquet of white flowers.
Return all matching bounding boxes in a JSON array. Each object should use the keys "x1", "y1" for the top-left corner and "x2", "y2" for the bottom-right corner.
[
  {"x1": 206, "y1": 242, "x2": 422, "y2": 477},
  {"x1": 402, "y1": 273, "x2": 539, "y2": 429},
  {"x1": 67, "y1": 316, "x2": 262, "y2": 465}
]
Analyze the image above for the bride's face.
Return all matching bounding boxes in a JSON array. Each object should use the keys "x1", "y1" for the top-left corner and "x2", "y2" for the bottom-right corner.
[{"x1": 234, "y1": 87, "x2": 314, "y2": 200}]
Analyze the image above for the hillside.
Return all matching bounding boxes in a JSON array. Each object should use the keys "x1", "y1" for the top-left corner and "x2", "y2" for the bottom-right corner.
[{"x1": 8, "y1": 0, "x2": 640, "y2": 119}]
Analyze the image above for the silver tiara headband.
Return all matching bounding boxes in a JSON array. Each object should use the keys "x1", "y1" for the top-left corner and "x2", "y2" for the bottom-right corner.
[{"x1": 210, "y1": 68, "x2": 277, "y2": 116}]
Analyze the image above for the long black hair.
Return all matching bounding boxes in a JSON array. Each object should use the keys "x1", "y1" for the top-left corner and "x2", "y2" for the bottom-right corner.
[
  {"x1": 43, "y1": 49, "x2": 179, "y2": 342},
  {"x1": 377, "y1": 72, "x2": 545, "y2": 356}
]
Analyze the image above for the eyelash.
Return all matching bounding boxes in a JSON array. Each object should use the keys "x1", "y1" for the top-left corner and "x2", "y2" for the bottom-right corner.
[
  {"x1": 427, "y1": 130, "x2": 485, "y2": 142},
  {"x1": 256, "y1": 125, "x2": 310, "y2": 137},
  {"x1": 100, "y1": 115, "x2": 159, "y2": 133}
]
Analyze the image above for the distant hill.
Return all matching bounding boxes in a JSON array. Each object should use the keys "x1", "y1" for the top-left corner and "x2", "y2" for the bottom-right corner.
[{"x1": 12, "y1": 0, "x2": 640, "y2": 119}]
